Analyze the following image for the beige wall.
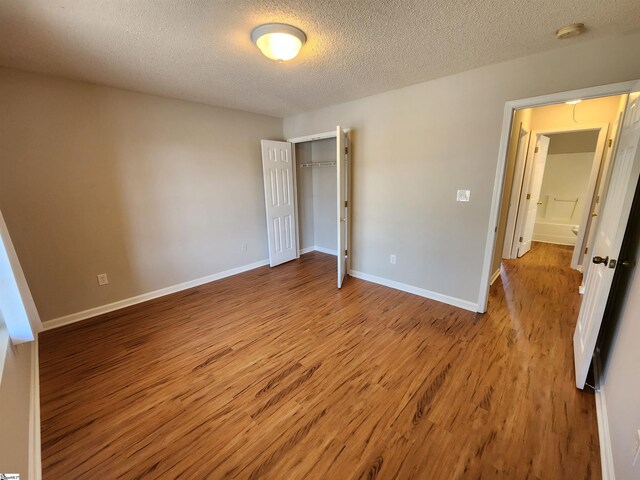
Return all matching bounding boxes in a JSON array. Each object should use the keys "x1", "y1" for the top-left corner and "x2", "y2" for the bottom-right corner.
[
  {"x1": 284, "y1": 31, "x2": 640, "y2": 305},
  {"x1": 0, "y1": 68, "x2": 283, "y2": 321},
  {"x1": 0, "y1": 325, "x2": 33, "y2": 478},
  {"x1": 529, "y1": 95, "x2": 623, "y2": 131}
]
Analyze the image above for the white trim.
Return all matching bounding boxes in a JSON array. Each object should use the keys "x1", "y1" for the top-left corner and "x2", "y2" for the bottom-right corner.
[
  {"x1": 594, "y1": 354, "x2": 615, "y2": 480},
  {"x1": 349, "y1": 270, "x2": 478, "y2": 312},
  {"x1": 489, "y1": 268, "x2": 501, "y2": 286},
  {"x1": 0, "y1": 210, "x2": 42, "y2": 343},
  {"x1": 503, "y1": 127, "x2": 530, "y2": 259},
  {"x1": 478, "y1": 80, "x2": 639, "y2": 313},
  {"x1": 29, "y1": 337, "x2": 41, "y2": 480},
  {"x1": 531, "y1": 234, "x2": 576, "y2": 246},
  {"x1": 300, "y1": 246, "x2": 338, "y2": 256},
  {"x1": 287, "y1": 128, "x2": 351, "y2": 144},
  {"x1": 43, "y1": 259, "x2": 269, "y2": 330},
  {"x1": 314, "y1": 246, "x2": 338, "y2": 256}
]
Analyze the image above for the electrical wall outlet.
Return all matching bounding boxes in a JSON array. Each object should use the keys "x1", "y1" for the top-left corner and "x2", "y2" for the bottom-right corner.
[
  {"x1": 97, "y1": 273, "x2": 109, "y2": 286},
  {"x1": 390, "y1": 254, "x2": 396, "y2": 265},
  {"x1": 633, "y1": 429, "x2": 640, "y2": 467},
  {"x1": 456, "y1": 189, "x2": 471, "y2": 202},
  {"x1": 242, "y1": 243, "x2": 248, "y2": 252}
]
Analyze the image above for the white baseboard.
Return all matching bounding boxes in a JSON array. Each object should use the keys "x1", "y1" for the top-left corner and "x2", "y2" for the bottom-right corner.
[
  {"x1": 349, "y1": 270, "x2": 478, "y2": 312},
  {"x1": 490, "y1": 269, "x2": 501, "y2": 286},
  {"x1": 314, "y1": 246, "x2": 337, "y2": 256},
  {"x1": 29, "y1": 337, "x2": 41, "y2": 480},
  {"x1": 532, "y1": 234, "x2": 576, "y2": 246},
  {"x1": 300, "y1": 246, "x2": 338, "y2": 256},
  {"x1": 43, "y1": 259, "x2": 269, "y2": 331},
  {"x1": 594, "y1": 355, "x2": 615, "y2": 480}
]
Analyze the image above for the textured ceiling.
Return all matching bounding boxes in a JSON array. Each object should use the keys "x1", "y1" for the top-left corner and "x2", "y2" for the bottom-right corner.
[{"x1": 1, "y1": 1, "x2": 639, "y2": 117}]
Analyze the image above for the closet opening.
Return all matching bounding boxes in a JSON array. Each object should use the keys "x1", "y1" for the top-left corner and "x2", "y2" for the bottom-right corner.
[{"x1": 260, "y1": 127, "x2": 350, "y2": 288}]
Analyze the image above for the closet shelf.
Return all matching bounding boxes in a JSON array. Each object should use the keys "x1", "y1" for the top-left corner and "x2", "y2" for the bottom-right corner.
[{"x1": 300, "y1": 162, "x2": 336, "y2": 168}]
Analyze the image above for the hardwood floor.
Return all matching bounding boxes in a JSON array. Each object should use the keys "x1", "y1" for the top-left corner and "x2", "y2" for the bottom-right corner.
[{"x1": 39, "y1": 243, "x2": 600, "y2": 479}]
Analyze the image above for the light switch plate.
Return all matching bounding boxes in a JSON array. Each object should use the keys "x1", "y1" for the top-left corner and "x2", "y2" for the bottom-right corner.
[
  {"x1": 457, "y1": 189, "x2": 471, "y2": 202},
  {"x1": 97, "y1": 273, "x2": 109, "y2": 286}
]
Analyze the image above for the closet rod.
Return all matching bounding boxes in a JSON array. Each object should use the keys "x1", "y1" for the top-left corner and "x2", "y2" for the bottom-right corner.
[{"x1": 299, "y1": 162, "x2": 337, "y2": 168}]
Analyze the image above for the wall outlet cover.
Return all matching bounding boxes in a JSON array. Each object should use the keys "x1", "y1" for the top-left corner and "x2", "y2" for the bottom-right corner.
[
  {"x1": 390, "y1": 254, "x2": 397, "y2": 265},
  {"x1": 457, "y1": 189, "x2": 471, "y2": 202},
  {"x1": 97, "y1": 273, "x2": 109, "y2": 286}
]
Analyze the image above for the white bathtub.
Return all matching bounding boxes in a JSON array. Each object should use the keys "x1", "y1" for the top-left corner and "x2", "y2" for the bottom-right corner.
[{"x1": 533, "y1": 222, "x2": 579, "y2": 246}]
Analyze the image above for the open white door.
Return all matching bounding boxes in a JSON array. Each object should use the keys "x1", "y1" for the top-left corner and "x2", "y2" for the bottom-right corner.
[
  {"x1": 576, "y1": 111, "x2": 625, "y2": 277},
  {"x1": 573, "y1": 85, "x2": 640, "y2": 389},
  {"x1": 261, "y1": 140, "x2": 297, "y2": 267},
  {"x1": 518, "y1": 135, "x2": 550, "y2": 257},
  {"x1": 337, "y1": 126, "x2": 347, "y2": 288}
]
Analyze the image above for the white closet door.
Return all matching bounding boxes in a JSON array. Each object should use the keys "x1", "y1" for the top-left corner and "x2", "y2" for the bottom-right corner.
[
  {"x1": 337, "y1": 126, "x2": 347, "y2": 288},
  {"x1": 261, "y1": 140, "x2": 297, "y2": 267},
  {"x1": 574, "y1": 84, "x2": 640, "y2": 389},
  {"x1": 518, "y1": 135, "x2": 550, "y2": 257}
]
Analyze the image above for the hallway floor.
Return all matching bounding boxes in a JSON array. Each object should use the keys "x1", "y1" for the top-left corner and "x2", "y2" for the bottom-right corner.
[{"x1": 39, "y1": 244, "x2": 600, "y2": 479}]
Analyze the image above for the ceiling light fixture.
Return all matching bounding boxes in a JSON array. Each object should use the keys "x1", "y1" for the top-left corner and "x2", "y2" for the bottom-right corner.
[
  {"x1": 556, "y1": 23, "x2": 585, "y2": 40},
  {"x1": 566, "y1": 99, "x2": 582, "y2": 105},
  {"x1": 251, "y1": 23, "x2": 306, "y2": 61}
]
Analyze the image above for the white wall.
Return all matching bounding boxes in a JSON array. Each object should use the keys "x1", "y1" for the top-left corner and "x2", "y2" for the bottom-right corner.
[
  {"x1": 533, "y1": 152, "x2": 595, "y2": 245},
  {"x1": 0, "y1": 323, "x2": 33, "y2": 478},
  {"x1": 284, "y1": 30, "x2": 640, "y2": 307},
  {"x1": 0, "y1": 68, "x2": 283, "y2": 322}
]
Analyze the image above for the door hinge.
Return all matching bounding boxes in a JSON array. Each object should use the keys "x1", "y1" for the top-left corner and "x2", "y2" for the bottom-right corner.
[
  {"x1": 519, "y1": 236, "x2": 523, "y2": 242},
  {"x1": 345, "y1": 249, "x2": 348, "y2": 255},
  {"x1": 608, "y1": 138, "x2": 613, "y2": 147},
  {"x1": 585, "y1": 247, "x2": 589, "y2": 255},
  {"x1": 535, "y1": 146, "x2": 539, "y2": 153},
  {"x1": 345, "y1": 147, "x2": 348, "y2": 154},
  {"x1": 526, "y1": 193, "x2": 531, "y2": 200},
  {"x1": 344, "y1": 200, "x2": 348, "y2": 207}
]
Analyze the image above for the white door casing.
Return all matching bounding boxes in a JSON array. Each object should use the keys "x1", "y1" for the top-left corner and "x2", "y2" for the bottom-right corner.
[
  {"x1": 337, "y1": 126, "x2": 347, "y2": 288},
  {"x1": 517, "y1": 135, "x2": 550, "y2": 257},
  {"x1": 579, "y1": 111, "x2": 626, "y2": 282},
  {"x1": 573, "y1": 86, "x2": 640, "y2": 389},
  {"x1": 261, "y1": 140, "x2": 297, "y2": 267},
  {"x1": 502, "y1": 127, "x2": 530, "y2": 259},
  {"x1": 570, "y1": 126, "x2": 610, "y2": 270}
]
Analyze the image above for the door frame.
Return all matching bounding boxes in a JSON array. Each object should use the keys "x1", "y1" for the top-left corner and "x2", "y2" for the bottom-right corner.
[
  {"x1": 478, "y1": 80, "x2": 638, "y2": 313},
  {"x1": 286, "y1": 128, "x2": 351, "y2": 260},
  {"x1": 506, "y1": 124, "x2": 609, "y2": 263}
]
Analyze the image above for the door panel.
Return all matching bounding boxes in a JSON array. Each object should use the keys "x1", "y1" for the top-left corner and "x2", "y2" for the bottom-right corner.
[
  {"x1": 261, "y1": 140, "x2": 297, "y2": 267},
  {"x1": 337, "y1": 126, "x2": 347, "y2": 288},
  {"x1": 518, "y1": 135, "x2": 550, "y2": 257},
  {"x1": 574, "y1": 85, "x2": 640, "y2": 389}
]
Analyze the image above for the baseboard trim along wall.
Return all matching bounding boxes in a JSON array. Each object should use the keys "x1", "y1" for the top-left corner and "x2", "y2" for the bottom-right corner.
[
  {"x1": 29, "y1": 338, "x2": 42, "y2": 480},
  {"x1": 45, "y1": 253, "x2": 477, "y2": 331},
  {"x1": 594, "y1": 355, "x2": 615, "y2": 480},
  {"x1": 43, "y1": 259, "x2": 270, "y2": 330},
  {"x1": 349, "y1": 270, "x2": 479, "y2": 312},
  {"x1": 490, "y1": 269, "x2": 501, "y2": 286},
  {"x1": 300, "y1": 246, "x2": 338, "y2": 256}
]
